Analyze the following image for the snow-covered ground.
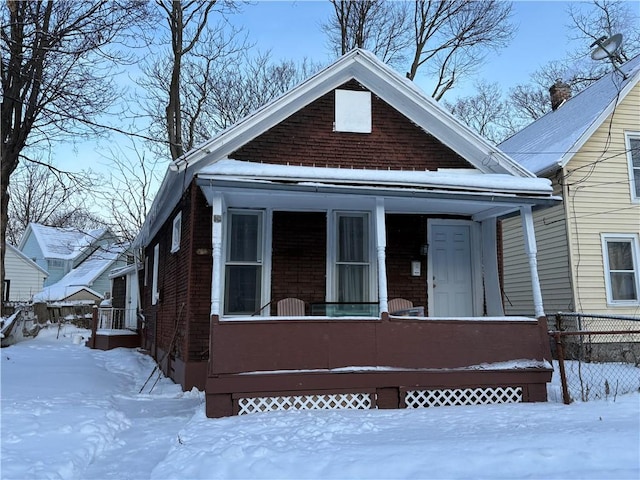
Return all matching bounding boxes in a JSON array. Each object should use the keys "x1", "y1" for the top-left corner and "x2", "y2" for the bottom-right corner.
[{"x1": 1, "y1": 325, "x2": 639, "y2": 480}]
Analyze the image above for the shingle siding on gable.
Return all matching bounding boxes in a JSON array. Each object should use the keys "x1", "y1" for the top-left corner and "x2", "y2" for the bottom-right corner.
[{"x1": 231, "y1": 81, "x2": 471, "y2": 171}]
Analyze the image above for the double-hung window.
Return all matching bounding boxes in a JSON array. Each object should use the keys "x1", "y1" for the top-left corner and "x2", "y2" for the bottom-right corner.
[
  {"x1": 626, "y1": 132, "x2": 640, "y2": 201},
  {"x1": 602, "y1": 234, "x2": 640, "y2": 304},
  {"x1": 224, "y1": 210, "x2": 264, "y2": 315},
  {"x1": 334, "y1": 212, "x2": 372, "y2": 303}
]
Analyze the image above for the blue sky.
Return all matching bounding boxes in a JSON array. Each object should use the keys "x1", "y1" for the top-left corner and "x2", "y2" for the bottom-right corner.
[
  {"x1": 228, "y1": 0, "x2": 579, "y2": 97},
  {"x1": 52, "y1": 1, "x2": 589, "y2": 181}
]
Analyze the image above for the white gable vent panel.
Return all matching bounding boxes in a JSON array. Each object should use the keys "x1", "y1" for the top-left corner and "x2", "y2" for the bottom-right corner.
[{"x1": 334, "y1": 89, "x2": 372, "y2": 133}]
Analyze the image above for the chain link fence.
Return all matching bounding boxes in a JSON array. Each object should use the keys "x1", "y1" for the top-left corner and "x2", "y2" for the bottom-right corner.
[{"x1": 550, "y1": 312, "x2": 640, "y2": 403}]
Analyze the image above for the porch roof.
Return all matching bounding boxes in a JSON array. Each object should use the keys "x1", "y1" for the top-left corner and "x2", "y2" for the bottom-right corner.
[{"x1": 196, "y1": 159, "x2": 559, "y2": 219}]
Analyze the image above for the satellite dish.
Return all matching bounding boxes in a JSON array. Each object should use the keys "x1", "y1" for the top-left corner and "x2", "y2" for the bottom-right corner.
[{"x1": 590, "y1": 33, "x2": 623, "y2": 60}]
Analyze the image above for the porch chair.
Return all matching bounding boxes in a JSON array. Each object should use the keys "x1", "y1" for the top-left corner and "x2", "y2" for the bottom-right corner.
[
  {"x1": 276, "y1": 297, "x2": 306, "y2": 316},
  {"x1": 388, "y1": 298, "x2": 413, "y2": 315}
]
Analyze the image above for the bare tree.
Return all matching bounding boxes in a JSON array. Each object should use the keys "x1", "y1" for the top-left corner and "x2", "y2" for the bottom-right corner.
[
  {"x1": 406, "y1": 0, "x2": 514, "y2": 100},
  {"x1": 6, "y1": 161, "x2": 104, "y2": 245},
  {"x1": 508, "y1": 0, "x2": 640, "y2": 123},
  {"x1": 445, "y1": 81, "x2": 520, "y2": 144},
  {"x1": 568, "y1": 0, "x2": 640, "y2": 64},
  {"x1": 140, "y1": 22, "x2": 323, "y2": 158},
  {"x1": 322, "y1": 0, "x2": 411, "y2": 67},
  {"x1": 154, "y1": 0, "x2": 240, "y2": 161},
  {"x1": 96, "y1": 142, "x2": 159, "y2": 245},
  {"x1": 203, "y1": 52, "x2": 324, "y2": 132},
  {"x1": 138, "y1": 15, "x2": 248, "y2": 158},
  {"x1": 1, "y1": 0, "x2": 149, "y2": 311},
  {"x1": 323, "y1": 1, "x2": 514, "y2": 100}
]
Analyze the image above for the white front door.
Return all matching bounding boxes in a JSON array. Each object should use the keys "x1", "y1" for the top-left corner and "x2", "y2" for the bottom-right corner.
[
  {"x1": 428, "y1": 220, "x2": 479, "y2": 317},
  {"x1": 125, "y1": 272, "x2": 139, "y2": 329}
]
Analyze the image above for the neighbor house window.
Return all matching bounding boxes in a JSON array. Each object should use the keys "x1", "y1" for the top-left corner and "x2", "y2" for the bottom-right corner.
[
  {"x1": 626, "y1": 133, "x2": 640, "y2": 201},
  {"x1": 152, "y1": 243, "x2": 160, "y2": 305},
  {"x1": 47, "y1": 258, "x2": 64, "y2": 269},
  {"x1": 224, "y1": 210, "x2": 263, "y2": 315},
  {"x1": 171, "y1": 212, "x2": 182, "y2": 253},
  {"x1": 333, "y1": 212, "x2": 372, "y2": 303},
  {"x1": 602, "y1": 234, "x2": 640, "y2": 304}
]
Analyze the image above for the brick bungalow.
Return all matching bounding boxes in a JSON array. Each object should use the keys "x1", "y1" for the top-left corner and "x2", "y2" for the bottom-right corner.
[{"x1": 136, "y1": 49, "x2": 558, "y2": 417}]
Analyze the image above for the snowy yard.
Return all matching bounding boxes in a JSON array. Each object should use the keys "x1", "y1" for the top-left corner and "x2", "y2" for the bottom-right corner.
[{"x1": 1, "y1": 325, "x2": 639, "y2": 480}]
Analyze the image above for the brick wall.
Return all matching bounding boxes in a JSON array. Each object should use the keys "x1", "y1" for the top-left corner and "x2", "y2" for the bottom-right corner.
[
  {"x1": 231, "y1": 80, "x2": 470, "y2": 171},
  {"x1": 185, "y1": 186, "x2": 213, "y2": 361},
  {"x1": 385, "y1": 214, "x2": 428, "y2": 308},
  {"x1": 271, "y1": 211, "x2": 327, "y2": 311},
  {"x1": 141, "y1": 184, "x2": 212, "y2": 364}
]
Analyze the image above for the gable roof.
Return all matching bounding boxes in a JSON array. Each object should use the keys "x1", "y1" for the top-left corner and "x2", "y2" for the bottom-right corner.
[
  {"x1": 139, "y1": 49, "x2": 543, "y2": 246},
  {"x1": 173, "y1": 49, "x2": 531, "y2": 177},
  {"x1": 6, "y1": 243, "x2": 49, "y2": 276},
  {"x1": 500, "y1": 54, "x2": 640, "y2": 175},
  {"x1": 19, "y1": 223, "x2": 110, "y2": 261},
  {"x1": 33, "y1": 285, "x2": 102, "y2": 303}
]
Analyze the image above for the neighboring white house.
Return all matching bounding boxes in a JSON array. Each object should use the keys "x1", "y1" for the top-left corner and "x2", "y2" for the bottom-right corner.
[
  {"x1": 500, "y1": 54, "x2": 640, "y2": 318},
  {"x1": 4, "y1": 244, "x2": 48, "y2": 302}
]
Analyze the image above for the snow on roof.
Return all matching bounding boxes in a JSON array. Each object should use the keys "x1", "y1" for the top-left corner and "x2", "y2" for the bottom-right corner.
[
  {"x1": 198, "y1": 159, "x2": 553, "y2": 195},
  {"x1": 25, "y1": 223, "x2": 109, "y2": 260},
  {"x1": 137, "y1": 49, "x2": 536, "y2": 247},
  {"x1": 33, "y1": 285, "x2": 102, "y2": 303},
  {"x1": 500, "y1": 55, "x2": 640, "y2": 175},
  {"x1": 33, "y1": 244, "x2": 126, "y2": 302}
]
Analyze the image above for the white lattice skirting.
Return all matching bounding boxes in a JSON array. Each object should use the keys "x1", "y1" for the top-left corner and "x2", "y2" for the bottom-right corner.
[
  {"x1": 237, "y1": 393, "x2": 372, "y2": 415},
  {"x1": 405, "y1": 386, "x2": 523, "y2": 408}
]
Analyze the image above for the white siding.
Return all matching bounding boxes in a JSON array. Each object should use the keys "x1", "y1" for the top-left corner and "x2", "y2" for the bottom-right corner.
[
  {"x1": 5, "y1": 246, "x2": 48, "y2": 302},
  {"x1": 564, "y1": 85, "x2": 640, "y2": 316},
  {"x1": 502, "y1": 203, "x2": 573, "y2": 316}
]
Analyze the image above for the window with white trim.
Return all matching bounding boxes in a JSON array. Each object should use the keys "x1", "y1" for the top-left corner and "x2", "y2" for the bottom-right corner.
[
  {"x1": 152, "y1": 243, "x2": 160, "y2": 305},
  {"x1": 224, "y1": 210, "x2": 264, "y2": 315},
  {"x1": 602, "y1": 234, "x2": 640, "y2": 304},
  {"x1": 171, "y1": 212, "x2": 182, "y2": 253},
  {"x1": 333, "y1": 212, "x2": 373, "y2": 303},
  {"x1": 626, "y1": 132, "x2": 640, "y2": 201}
]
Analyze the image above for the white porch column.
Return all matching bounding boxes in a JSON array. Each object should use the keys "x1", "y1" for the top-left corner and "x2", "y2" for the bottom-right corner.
[
  {"x1": 210, "y1": 192, "x2": 223, "y2": 317},
  {"x1": 375, "y1": 198, "x2": 388, "y2": 314},
  {"x1": 481, "y1": 217, "x2": 504, "y2": 316},
  {"x1": 520, "y1": 205, "x2": 545, "y2": 318}
]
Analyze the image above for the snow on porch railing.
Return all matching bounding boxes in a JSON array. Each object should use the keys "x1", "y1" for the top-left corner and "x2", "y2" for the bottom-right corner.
[{"x1": 97, "y1": 308, "x2": 137, "y2": 330}]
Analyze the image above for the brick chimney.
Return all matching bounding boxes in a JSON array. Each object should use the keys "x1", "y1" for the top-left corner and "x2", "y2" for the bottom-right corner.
[{"x1": 549, "y1": 80, "x2": 571, "y2": 111}]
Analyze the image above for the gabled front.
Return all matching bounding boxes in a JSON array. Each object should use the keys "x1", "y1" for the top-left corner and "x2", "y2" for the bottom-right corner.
[{"x1": 138, "y1": 50, "x2": 558, "y2": 416}]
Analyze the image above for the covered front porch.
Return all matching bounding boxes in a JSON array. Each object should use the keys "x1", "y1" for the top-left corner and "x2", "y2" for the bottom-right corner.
[{"x1": 197, "y1": 161, "x2": 558, "y2": 416}]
